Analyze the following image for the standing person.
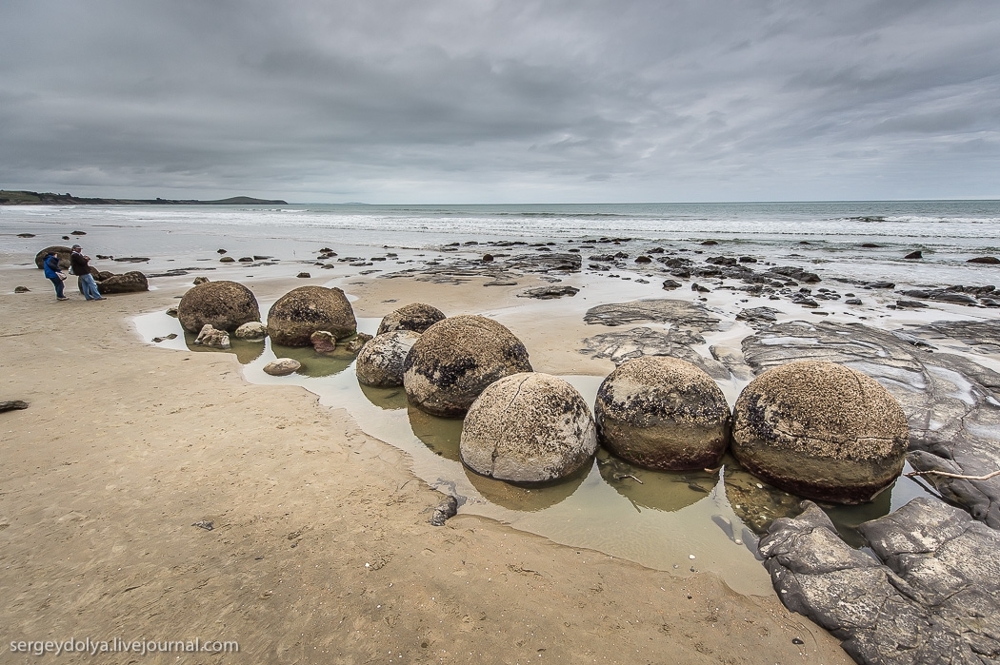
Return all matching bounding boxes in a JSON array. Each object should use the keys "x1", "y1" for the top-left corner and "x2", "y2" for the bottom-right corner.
[
  {"x1": 43, "y1": 250, "x2": 69, "y2": 301},
  {"x1": 70, "y1": 244, "x2": 105, "y2": 301}
]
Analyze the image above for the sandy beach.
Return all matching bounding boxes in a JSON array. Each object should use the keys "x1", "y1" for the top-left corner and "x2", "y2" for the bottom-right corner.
[{"x1": 0, "y1": 249, "x2": 857, "y2": 664}]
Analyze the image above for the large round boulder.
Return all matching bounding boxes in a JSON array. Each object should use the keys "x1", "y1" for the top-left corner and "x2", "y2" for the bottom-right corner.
[
  {"x1": 731, "y1": 360, "x2": 909, "y2": 504},
  {"x1": 34, "y1": 246, "x2": 72, "y2": 270},
  {"x1": 267, "y1": 286, "x2": 356, "y2": 347},
  {"x1": 595, "y1": 356, "x2": 731, "y2": 471},
  {"x1": 178, "y1": 281, "x2": 260, "y2": 333},
  {"x1": 460, "y1": 373, "x2": 597, "y2": 484},
  {"x1": 377, "y1": 303, "x2": 446, "y2": 335},
  {"x1": 356, "y1": 330, "x2": 421, "y2": 387},
  {"x1": 403, "y1": 315, "x2": 532, "y2": 417}
]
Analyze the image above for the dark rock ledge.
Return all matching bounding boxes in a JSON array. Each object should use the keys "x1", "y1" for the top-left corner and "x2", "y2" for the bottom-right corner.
[{"x1": 761, "y1": 499, "x2": 1000, "y2": 665}]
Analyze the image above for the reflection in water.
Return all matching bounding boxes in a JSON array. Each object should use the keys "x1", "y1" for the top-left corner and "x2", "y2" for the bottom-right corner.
[
  {"x1": 596, "y1": 449, "x2": 711, "y2": 513},
  {"x1": 183, "y1": 332, "x2": 266, "y2": 364},
  {"x1": 268, "y1": 344, "x2": 354, "y2": 378},
  {"x1": 358, "y1": 383, "x2": 409, "y2": 410},
  {"x1": 822, "y1": 482, "x2": 895, "y2": 548},
  {"x1": 408, "y1": 405, "x2": 464, "y2": 461},
  {"x1": 465, "y1": 460, "x2": 589, "y2": 511}
]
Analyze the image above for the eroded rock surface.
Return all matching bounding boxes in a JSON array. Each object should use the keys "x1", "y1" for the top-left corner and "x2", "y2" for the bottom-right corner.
[{"x1": 760, "y1": 499, "x2": 1000, "y2": 665}]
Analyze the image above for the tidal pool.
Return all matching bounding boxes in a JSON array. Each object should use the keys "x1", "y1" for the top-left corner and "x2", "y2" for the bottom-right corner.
[{"x1": 135, "y1": 309, "x2": 929, "y2": 596}]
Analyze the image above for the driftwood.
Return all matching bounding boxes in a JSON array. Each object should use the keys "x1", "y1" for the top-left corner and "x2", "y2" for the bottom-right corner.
[{"x1": 905, "y1": 467, "x2": 1000, "y2": 482}]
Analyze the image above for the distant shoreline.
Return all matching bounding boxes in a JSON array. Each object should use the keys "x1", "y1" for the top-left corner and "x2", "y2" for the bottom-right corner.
[{"x1": 0, "y1": 190, "x2": 287, "y2": 206}]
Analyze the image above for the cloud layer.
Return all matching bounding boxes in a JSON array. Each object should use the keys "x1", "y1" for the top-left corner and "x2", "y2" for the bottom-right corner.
[{"x1": 2, "y1": 0, "x2": 998, "y2": 202}]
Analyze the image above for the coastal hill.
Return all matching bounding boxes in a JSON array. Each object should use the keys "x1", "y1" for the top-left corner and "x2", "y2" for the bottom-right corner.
[{"x1": 0, "y1": 190, "x2": 288, "y2": 205}]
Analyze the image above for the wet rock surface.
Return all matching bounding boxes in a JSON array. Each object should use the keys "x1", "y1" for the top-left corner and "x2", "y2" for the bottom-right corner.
[
  {"x1": 760, "y1": 499, "x2": 1000, "y2": 665},
  {"x1": 193, "y1": 324, "x2": 231, "y2": 350},
  {"x1": 741, "y1": 320, "x2": 1000, "y2": 527},
  {"x1": 583, "y1": 299, "x2": 720, "y2": 330},
  {"x1": 517, "y1": 285, "x2": 580, "y2": 299},
  {"x1": 263, "y1": 358, "x2": 302, "y2": 376}
]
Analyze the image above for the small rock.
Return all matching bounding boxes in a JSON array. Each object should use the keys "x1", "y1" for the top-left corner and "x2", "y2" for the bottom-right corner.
[
  {"x1": 14, "y1": 286, "x2": 29, "y2": 293},
  {"x1": 691, "y1": 283, "x2": 710, "y2": 293},
  {"x1": 0, "y1": 400, "x2": 30, "y2": 412},
  {"x1": 661, "y1": 279, "x2": 682, "y2": 290},
  {"x1": 343, "y1": 332, "x2": 373, "y2": 354},
  {"x1": 220, "y1": 256, "x2": 236, "y2": 263},
  {"x1": 296, "y1": 272, "x2": 311, "y2": 278},
  {"x1": 310, "y1": 330, "x2": 337, "y2": 354},
  {"x1": 194, "y1": 324, "x2": 231, "y2": 349},
  {"x1": 166, "y1": 306, "x2": 178, "y2": 316},
  {"x1": 191, "y1": 520, "x2": 214, "y2": 531},
  {"x1": 482, "y1": 254, "x2": 494, "y2": 263},
  {"x1": 217, "y1": 249, "x2": 227, "y2": 254},
  {"x1": 192, "y1": 276, "x2": 210, "y2": 285},
  {"x1": 517, "y1": 285, "x2": 579, "y2": 299},
  {"x1": 234, "y1": 321, "x2": 268, "y2": 340},
  {"x1": 904, "y1": 250, "x2": 923, "y2": 260},
  {"x1": 845, "y1": 297, "x2": 862, "y2": 305},
  {"x1": 70, "y1": 230, "x2": 87, "y2": 235},
  {"x1": 430, "y1": 496, "x2": 458, "y2": 526},
  {"x1": 263, "y1": 358, "x2": 302, "y2": 376},
  {"x1": 238, "y1": 257, "x2": 253, "y2": 263},
  {"x1": 968, "y1": 256, "x2": 1000, "y2": 264},
  {"x1": 700, "y1": 240, "x2": 719, "y2": 246},
  {"x1": 17, "y1": 233, "x2": 35, "y2": 238}
]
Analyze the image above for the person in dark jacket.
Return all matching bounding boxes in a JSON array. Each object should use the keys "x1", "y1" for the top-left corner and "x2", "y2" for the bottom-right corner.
[
  {"x1": 70, "y1": 244, "x2": 104, "y2": 301},
  {"x1": 43, "y1": 251, "x2": 68, "y2": 301}
]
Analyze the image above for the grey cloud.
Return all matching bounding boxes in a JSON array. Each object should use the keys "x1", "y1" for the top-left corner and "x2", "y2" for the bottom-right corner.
[{"x1": 1, "y1": 0, "x2": 998, "y2": 201}]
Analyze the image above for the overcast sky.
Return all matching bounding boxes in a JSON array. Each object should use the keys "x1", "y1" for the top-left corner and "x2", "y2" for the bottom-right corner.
[{"x1": 2, "y1": 0, "x2": 998, "y2": 203}]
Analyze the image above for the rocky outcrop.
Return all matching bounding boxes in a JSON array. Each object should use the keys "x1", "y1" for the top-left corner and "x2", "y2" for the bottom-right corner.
[
  {"x1": 595, "y1": 356, "x2": 731, "y2": 471},
  {"x1": 760, "y1": 499, "x2": 1000, "y2": 665},
  {"x1": 355, "y1": 330, "x2": 421, "y2": 387},
  {"x1": 732, "y1": 360, "x2": 909, "y2": 504},
  {"x1": 517, "y1": 285, "x2": 580, "y2": 299},
  {"x1": 193, "y1": 324, "x2": 231, "y2": 350},
  {"x1": 267, "y1": 286, "x2": 356, "y2": 347},
  {"x1": 742, "y1": 320, "x2": 1000, "y2": 526},
  {"x1": 403, "y1": 315, "x2": 533, "y2": 417},
  {"x1": 177, "y1": 281, "x2": 261, "y2": 333},
  {"x1": 377, "y1": 303, "x2": 446, "y2": 335},
  {"x1": 580, "y1": 326, "x2": 730, "y2": 380},
  {"x1": 96, "y1": 271, "x2": 148, "y2": 294},
  {"x1": 584, "y1": 299, "x2": 720, "y2": 330},
  {"x1": 461, "y1": 373, "x2": 597, "y2": 484}
]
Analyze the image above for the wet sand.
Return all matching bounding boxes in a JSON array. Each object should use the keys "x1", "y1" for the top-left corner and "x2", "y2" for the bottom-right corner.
[{"x1": 0, "y1": 256, "x2": 852, "y2": 664}]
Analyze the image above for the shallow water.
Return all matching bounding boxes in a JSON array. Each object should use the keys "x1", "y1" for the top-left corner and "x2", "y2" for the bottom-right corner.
[{"x1": 135, "y1": 308, "x2": 931, "y2": 596}]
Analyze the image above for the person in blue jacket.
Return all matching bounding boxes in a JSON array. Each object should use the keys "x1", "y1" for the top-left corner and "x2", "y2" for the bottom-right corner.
[{"x1": 43, "y1": 251, "x2": 69, "y2": 301}]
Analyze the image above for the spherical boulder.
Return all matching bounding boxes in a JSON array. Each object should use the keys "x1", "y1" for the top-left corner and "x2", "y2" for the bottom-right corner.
[
  {"x1": 356, "y1": 330, "x2": 421, "y2": 387},
  {"x1": 461, "y1": 373, "x2": 597, "y2": 484},
  {"x1": 177, "y1": 281, "x2": 261, "y2": 333},
  {"x1": 377, "y1": 303, "x2": 446, "y2": 335},
  {"x1": 731, "y1": 360, "x2": 909, "y2": 504},
  {"x1": 595, "y1": 356, "x2": 731, "y2": 471},
  {"x1": 403, "y1": 315, "x2": 532, "y2": 417},
  {"x1": 267, "y1": 286, "x2": 356, "y2": 347},
  {"x1": 34, "y1": 246, "x2": 72, "y2": 270}
]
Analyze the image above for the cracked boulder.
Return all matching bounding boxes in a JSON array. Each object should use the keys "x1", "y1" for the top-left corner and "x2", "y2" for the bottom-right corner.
[
  {"x1": 403, "y1": 315, "x2": 532, "y2": 417},
  {"x1": 460, "y1": 373, "x2": 597, "y2": 484},
  {"x1": 760, "y1": 498, "x2": 1000, "y2": 665},
  {"x1": 595, "y1": 356, "x2": 731, "y2": 471},
  {"x1": 732, "y1": 360, "x2": 909, "y2": 504}
]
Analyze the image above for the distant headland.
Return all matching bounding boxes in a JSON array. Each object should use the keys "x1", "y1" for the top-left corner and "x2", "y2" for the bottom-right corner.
[{"x1": 0, "y1": 190, "x2": 288, "y2": 205}]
